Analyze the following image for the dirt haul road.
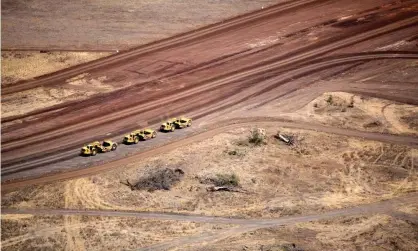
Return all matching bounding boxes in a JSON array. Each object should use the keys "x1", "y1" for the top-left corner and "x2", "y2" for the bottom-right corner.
[
  {"x1": 3, "y1": 193, "x2": 417, "y2": 224},
  {"x1": 2, "y1": 193, "x2": 417, "y2": 250},
  {"x1": 2, "y1": 117, "x2": 418, "y2": 191},
  {"x1": 2, "y1": 0, "x2": 418, "y2": 183},
  {"x1": 3, "y1": 0, "x2": 414, "y2": 94}
]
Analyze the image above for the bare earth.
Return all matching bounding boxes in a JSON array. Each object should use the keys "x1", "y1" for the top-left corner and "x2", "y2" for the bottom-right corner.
[
  {"x1": 1, "y1": 51, "x2": 112, "y2": 85},
  {"x1": 1, "y1": 0, "x2": 418, "y2": 250},
  {"x1": 1, "y1": 0, "x2": 282, "y2": 50}
]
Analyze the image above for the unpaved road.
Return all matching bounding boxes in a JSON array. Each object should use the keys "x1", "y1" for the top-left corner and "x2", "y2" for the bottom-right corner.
[
  {"x1": 2, "y1": 117, "x2": 418, "y2": 191},
  {"x1": 2, "y1": 193, "x2": 417, "y2": 251},
  {"x1": 2, "y1": 0, "x2": 418, "y2": 185},
  {"x1": 4, "y1": 0, "x2": 410, "y2": 93},
  {"x1": 2, "y1": 2, "x2": 418, "y2": 250},
  {"x1": 2, "y1": 52, "x2": 418, "y2": 177},
  {"x1": 3, "y1": 193, "x2": 417, "y2": 224}
]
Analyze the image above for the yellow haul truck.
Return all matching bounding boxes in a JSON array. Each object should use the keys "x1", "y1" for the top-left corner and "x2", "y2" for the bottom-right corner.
[
  {"x1": 123, "y1": 129, "x2": 157, "y2": 144},
  {"x1": 160, "y1": 118, "x2": 177, "y2": 132},
  {"x1": 80, "y1": 140, "x2": 118, "y2": 156},
  {"x1": 174, "y1": 117, "x2": 192, "y2": 128}
]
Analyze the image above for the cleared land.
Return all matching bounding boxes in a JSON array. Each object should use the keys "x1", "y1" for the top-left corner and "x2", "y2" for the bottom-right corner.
[
  {"x1": 1, "y1": 51, "x2": 112, "y2": 86},
  {"x1": 1, "y1": 0, "x2": 418, "y2": 250},
  {"x1": 3, "y1": 125, "x2": 417, "y2": 215},
  {"x1": 1, "y1": 0, "x2": 281, "y2": 85},
  {"x1": 196, "y1": 214, "x2": 418, "y2": 251},
  {"x1": 1, "y1": 214, "x2": 232, "y2": 251},
  {"x1": 1, "y1": 0, "x2": 281, "y2": 50},
  {"x1": 2, "y1": 125, "x2": 417, "y2": 249}
]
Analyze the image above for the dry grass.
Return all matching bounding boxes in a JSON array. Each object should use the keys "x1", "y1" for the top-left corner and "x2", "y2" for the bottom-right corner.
[
  {"x1": 1, "y1": 183, "x2": 65, "y2": 209},
  {"x1": 1, "y1": 73, "x2": 119, "y2": 117},
  {"x1": 4, "y1": 126, "x2": 416, "y2": 218},
  {"x1": 396, "y1": 204, "x2": 417, "y2": 214},
  {"x1": 1, "y1": 51, "x2": 111, "y2": 85},
  {"x1": 197, "y1": 214, "x2": 418, "y2": 251},
  {"x1": 2, "y1": 126, "x2": 416, "y2": 250},
  {"x1": 1, "y1": 215, "x2": 230, "y2": 251},
  {"x1": 297, "y1": 215, "x2": 418, "y2": 251},
  {"x1": 298, "y1": 92, "x2": 418, "y2": 135},
  {"x1": 1, "y1": 215, "x2": 65, "y2": 251}
]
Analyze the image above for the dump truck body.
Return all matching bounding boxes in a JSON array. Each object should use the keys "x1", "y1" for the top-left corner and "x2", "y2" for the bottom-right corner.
[
  {"x1": 80, "y1": 140, "x2": 117, "y2": 156},
  {"x1": 160, "y1": 118, "x2": 177, "y2": 132},
  {"x1": 174, "y1": 117, "x2": 192, "y2": 128},
  {"x1": 124, "y1": 129, "x2": 156, "y2": 144}
]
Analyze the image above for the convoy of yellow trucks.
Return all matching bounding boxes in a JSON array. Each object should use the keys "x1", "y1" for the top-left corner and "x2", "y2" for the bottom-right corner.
[{"x1": 81, "y1": 117, "x2": 192, "y2": 156}]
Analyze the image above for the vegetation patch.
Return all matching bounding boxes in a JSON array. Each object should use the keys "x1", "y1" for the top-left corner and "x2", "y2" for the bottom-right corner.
[
  {"x1": 123, "y1": 168, "x2": 185, "y2": 192},
  {"x1": 199, "y1": 173, "x2": 240, "y2": 187}
]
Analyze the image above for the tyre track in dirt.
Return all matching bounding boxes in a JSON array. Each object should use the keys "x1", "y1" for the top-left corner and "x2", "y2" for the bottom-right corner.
[
  {"x1": 3, "y1": 0, "x2": 415, "y2": 97},
  {"x1": 2, "y1": 117, "x2": 418, "y2": 191},
  {"x1": 2, "y1": 2, "x2": 418, "y2": 185},
  {"x1": 3, "y1": 193, "x2": 417, "y2": 223},
  {"x1": 2, "y1": 3, "x2": 414, "y2": 149},
  {"x1": 1, "y1": 0, "x2": 326, "y2": 95},
  {"x1": 1, "y1": 52, "x2": 417, "y2": 173},
  {"x1": 2, "y1": 10, "x2": 418, "y2": 159},
  {"x1": 2, "y1": 193, "x2": 417, "y2": 251},
  {"x1": 2, "y1": 2, "x2": 416, "y2": 127}
]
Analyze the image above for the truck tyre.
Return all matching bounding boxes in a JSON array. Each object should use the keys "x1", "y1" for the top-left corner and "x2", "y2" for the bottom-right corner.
[
  {"x1": 112, "y1": 144, "x2": 117, "y2": 151},
  {"x1": 171, "y1": 126, "x2": 175, "y2": 132},
  {"x1": 134, "y1": 136, "x2": 139, "y2": 144},
  {"x1": 92, "y1": 149, "x2": 97, "y2": 156}
]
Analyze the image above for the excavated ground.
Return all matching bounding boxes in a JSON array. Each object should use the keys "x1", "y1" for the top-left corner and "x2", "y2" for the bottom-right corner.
[{"x1": 1, "y1": 0, "x2": 418, "y2": 250}]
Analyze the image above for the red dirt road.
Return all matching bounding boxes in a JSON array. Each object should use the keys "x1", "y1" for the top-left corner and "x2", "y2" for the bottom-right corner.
[{"x1": 1, "y1": 0, "x2": 418, "y2": 185}]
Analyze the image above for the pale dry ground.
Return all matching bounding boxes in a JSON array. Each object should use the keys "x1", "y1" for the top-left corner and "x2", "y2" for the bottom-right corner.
[
  {"x1": 2, "y1": 0, "x2": 281, "y2": 50},
  {"x1": 3, "y1": 126, "x2": 417, "y2": 217},
  {"x1": 294, "y1": 92, "x2": 418, "y2": 136},
  {"x1": 0, "y1": 52, "x2": 125, "y2": 118},
  {"x1": 1, "y1": 51, "x2": 112, "y2": 85},
  {"x1": 1, "y1": 73, "x2": 124, "y2": 118},
  {"x1": 396, "y1": 204, "x2": 418, "y2": 214},
  {"x1": 1, "y1": 214, "x2": 231, "y2": 251},
  {"x1": 195, "y1": 214, "x2": 418, "y2": 251}
]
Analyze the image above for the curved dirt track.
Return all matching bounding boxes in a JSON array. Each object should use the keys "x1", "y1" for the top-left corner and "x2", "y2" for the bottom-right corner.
[
  {"x1": 2, "y1": 2, "x2": 418, "y2": 250},
  {"x1": 3, "y1": 192, "x2": 417, "y2": 223},
  {"x1": 2, "y1": 0, "x2": 418, "y2": 185},
  {"x1": 2, "y1": 0, "x2": 416, "y2": 96},
  {"x1": 2, "y1": 117, "x2": 418, "y2": 191},
  {"x1": 1, "y1": 52, "x2": 417, "y2": 174},
  {"x1": 2, "y1": 193, "x2": 417, "y2": 251},
  {"x1": 0, "y1": 0, "x2": 324, "y2": 95}
]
